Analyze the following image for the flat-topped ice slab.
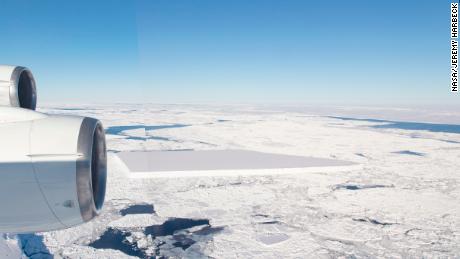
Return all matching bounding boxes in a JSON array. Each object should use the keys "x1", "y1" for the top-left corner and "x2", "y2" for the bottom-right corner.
[{"x1": 117, "y1": 150, "x2": 358, "y2": 178}]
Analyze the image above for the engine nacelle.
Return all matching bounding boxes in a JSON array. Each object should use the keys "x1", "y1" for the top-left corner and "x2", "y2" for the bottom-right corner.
[
  {"x1": 0, "y1": 66, "x2": 107, "y2": 233},
  {"x1": 0, "y1": 65, "x2": 37, "y2": 110}
]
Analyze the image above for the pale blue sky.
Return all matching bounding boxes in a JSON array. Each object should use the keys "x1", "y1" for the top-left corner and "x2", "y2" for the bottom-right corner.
[{"x1": 0, "y1": 0, "x2": 456, "y2": 106}]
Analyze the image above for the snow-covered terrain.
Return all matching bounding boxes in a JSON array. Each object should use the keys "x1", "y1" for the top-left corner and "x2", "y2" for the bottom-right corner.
[{"x1": 3, "y1": 104, "x2": 460, "y2": 258}]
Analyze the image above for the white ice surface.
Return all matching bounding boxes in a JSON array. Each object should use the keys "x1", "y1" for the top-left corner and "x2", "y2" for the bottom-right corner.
[
  {"x1": 117, "y1": 150, "x2": 358, "y2": 178},
  {"x1": 0, "y1": 235, "x2": 25, "y2": 259},
  {"x1": 3, "y1": 104, "x2": 460, "y2": 258}
]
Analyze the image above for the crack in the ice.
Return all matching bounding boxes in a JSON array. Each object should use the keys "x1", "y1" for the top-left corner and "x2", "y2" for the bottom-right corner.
[
  {"x1": 333, "y1": 183, "x2": 393, "y2": 191},
  {"x1": 352, "y1": 217, "x2": 396, "y2": 226},
  {"x1": 328, "y1": 116, "x2": 460, "y2": 134},
  {"x1": 355, "y1": 153, "x2": 367, "y2": 158},
  {"x1": 392, "y1": 150, "x2": 425, "y2": 156},
  {"x1": 105, "y1": 124, "x2": 190, "y2": 142},
  {"x1": 260, "y1": 220, "x2": 281, "y2": 225},
  {"x1": 120, "y1": 204, "x2": 155, "y2": 216},
  {"x1": 404, "y1": 228, "x2": 422, "y2": 235}
]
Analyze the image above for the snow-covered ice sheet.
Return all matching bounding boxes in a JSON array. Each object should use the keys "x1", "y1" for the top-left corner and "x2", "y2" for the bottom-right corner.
[{"x1": 5, "y1": 104, "x2": 460, "y2": 258}]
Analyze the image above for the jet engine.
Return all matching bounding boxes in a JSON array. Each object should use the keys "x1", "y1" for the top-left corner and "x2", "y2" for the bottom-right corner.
[{"x1": 0, "y1": 65, "x2": 107, "y2": 233}]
